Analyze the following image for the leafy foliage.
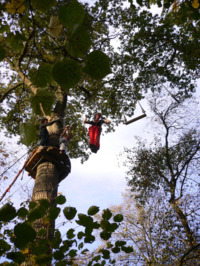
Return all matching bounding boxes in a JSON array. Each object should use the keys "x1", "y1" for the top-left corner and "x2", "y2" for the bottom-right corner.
[{"x1": 0, "y1": 196, "x2": 132, "y2": 265}]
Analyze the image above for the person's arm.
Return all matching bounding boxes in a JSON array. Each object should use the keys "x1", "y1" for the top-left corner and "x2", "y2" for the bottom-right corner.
[
  {"x1": 103, "y1": 117, "x2": 111, "y2": 124},
  {"x1": 83, "y1": 116, "x2": 93, "y2": 125},
  {"x1": 61, "y1": 126, "x2": 71, "y2": 137},
  {"x1": 41, "y1": 117, "x2": 61, "y2": 128}
]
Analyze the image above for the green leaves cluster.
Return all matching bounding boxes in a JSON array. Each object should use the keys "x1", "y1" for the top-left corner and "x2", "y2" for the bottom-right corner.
[{"x1": 0, "y1": 197, "x2": 133, "y2": 265}]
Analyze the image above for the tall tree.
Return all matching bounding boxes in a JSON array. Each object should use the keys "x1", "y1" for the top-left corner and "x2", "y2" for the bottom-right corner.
[
  {"x1": 94, "y1": 189, "x2": 200, "y2": 265},
  {"x1": 124, "y1": 94, "x2": 200, "y2": 264}
]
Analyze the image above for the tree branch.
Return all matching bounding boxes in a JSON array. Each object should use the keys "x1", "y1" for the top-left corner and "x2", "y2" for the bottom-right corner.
[{"x1": 0, "y1": 83, "x2": 23, "y2": 103}]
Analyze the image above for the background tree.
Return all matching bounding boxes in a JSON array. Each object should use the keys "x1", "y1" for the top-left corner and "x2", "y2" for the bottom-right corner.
[
  {"x1": 124, "y1": 94, "x2": 200, "y2": 264},
  {"x1": 94, "y1": 189, "x2": 200, "y2": 265}
]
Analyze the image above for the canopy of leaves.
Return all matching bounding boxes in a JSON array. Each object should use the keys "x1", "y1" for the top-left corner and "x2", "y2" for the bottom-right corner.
[{"x1": 0, "y1": 0, "x2": 199, "y2": 161}]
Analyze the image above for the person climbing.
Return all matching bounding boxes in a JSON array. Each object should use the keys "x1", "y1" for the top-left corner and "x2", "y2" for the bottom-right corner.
[
  {"x1": 59, "y1": 125, "x2": 71, "y2": 155},
  {"x1": 84, "y1": 112, "x2": 111, "y2": 153},
  {"x1": 39, "y1": 116, "x2": 61, "y2": 146}
]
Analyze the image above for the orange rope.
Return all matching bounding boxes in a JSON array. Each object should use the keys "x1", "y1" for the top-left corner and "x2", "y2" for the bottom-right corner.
[{"x1": 0, "y1": 163, "x2": 26, "y2": 203}]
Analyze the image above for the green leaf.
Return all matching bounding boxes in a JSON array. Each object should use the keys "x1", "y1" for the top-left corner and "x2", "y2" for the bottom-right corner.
[
  {"x1": 52, "y1": 59, "x2": 81, "y2": 90},
  {"x1": 84, "y1": 50, "x2": 111, "y2": 80},
  {"x1": 100, "y1": 231, "x2": 111, "y2": 240},
  {"x1": 30, "y1": 87, "x2": 54, "y2": 115},
  {"x1": 6, "y1": 32, "x2": 25, "y2": 53},
  {"x1": 65, "y1": 26, "x2": 92, "y2": 57},
  {"x1": 50, "y1": 231, "x2": 62, "y2": 249},
  {"x1": 113, "y1": 214, "x2": 123, "y2": 222},
  {"x1": 48, "y1": 207, "x2": 61, "y2": 220},
  {"x1": 115, "y1": 240, "x2": 126, "y2": 247},
  {"x1": 84, "y1": 234, "x2": 95, "y2": 243},
  {"x1": 68, "y1": 249, "x2": 77, "y2": 258},
  {"x1": 6, "y1": 252, "x2": 25, "y2": 264},
  {"x1": 31, "y1": 0, "x2": 56, "y2": 12},
  {"x1": 87, "y1": 205, "x2": 100, "y2": 216},
  {"x1": 77, "y1": 231, "x2": 85, "y2": 239},
  {"x1": 17, "y1": 207, "x2": 28, "y2": 219},
  {"x1": 48, "y1": 16, "x2": 63, "y2": 41},
  {"x1": 76, "y1": 213, "x2": 93, "y2": 227},
  {"x1": 0, "y1": 239, "x2": 11, "y2": 256},
  {"x1": 20, "y1": 122, "x2": 37, "y2": 146},
  {"x1": 14, "y1": 223, "x2": 36, "y2": 243},
  {"x1": 36, "y1": 254, "x2": 52, "y2": 264},
  {"x1": 92, "y1": 255, "x2": 101, "y2": 262},
  {"x1": 108, "y1": 222, "x2": 118, "y2": 232},
  {"x1": 121, "y1": 246, "x2": 134, "y2": 253},
  {"x1": 0, "y1": 45, "x2": 6, "y2": 61},
  {"x1": 78, "y1": 242, "x2": 84, "y2": 249},
  {"x1": 63, "y1": 207, "x2": 77, "y2": 220},
  {"x1": 53, "y1": 250, "x2": 65, "y2": 260},
  {"x1": 0, "y1": 203, "x2": 16, "y2": 222},
  {"x1": 30, "y1": 63, "x2": 53, "y2": 88},
  {"x1": 55, "y1": 195, "x2": 66, "y2": 205},
  {"x1": 81, "y1": 248, "x2": 89, "y2": 254},
  {"x1": 37, "y1": 228, "x2": 47, "y2": 237},
  {"x1": 58, "y1": 1, "x2": 85, "y2": 29},
  {"x1": 111, "y1": 247, "x2": 120, "y2": 253},
  {"x1": 39, "y1": 199, "x2": 50, "y2": 209},
  {"x1": 67, "y1": 228, "x2": 75, "y2": 239},
  {"x1": 101, "y1": 249, "x2": 110, "y2": 259},
  {"x1": 33, "y1": 239, "x2": 49, "y2": 256},
  {"x1": 28, "y1": 206, "x2": 46, "y2": 222},
  {"x1": 29, "y1": 201, "x2": 37, "y2": 209},
  {"x1": 102, "y1": 208, "x2": 112, "y2": 220},
  {"x1": 100, "y1": 219, "x2": 110, "y2": 231}
]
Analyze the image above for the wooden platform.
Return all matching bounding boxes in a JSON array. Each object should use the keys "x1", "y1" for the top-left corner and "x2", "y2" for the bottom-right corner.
[{"x1": 25, "y1": 146, "x2": 71, "y2": 182}]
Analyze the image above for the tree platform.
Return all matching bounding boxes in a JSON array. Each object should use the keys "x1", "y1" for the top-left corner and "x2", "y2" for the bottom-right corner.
[{"x1": 25, "y1": 146, "x2": 71, "y2": 182}]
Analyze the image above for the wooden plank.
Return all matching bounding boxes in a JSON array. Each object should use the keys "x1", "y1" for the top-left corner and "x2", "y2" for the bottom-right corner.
[
  {"x1": 25, "y1": 146, "x2": 71, "y2": 181},
  {"x1": 124, "y1": 113, "x2": 146, "y2": 125}
]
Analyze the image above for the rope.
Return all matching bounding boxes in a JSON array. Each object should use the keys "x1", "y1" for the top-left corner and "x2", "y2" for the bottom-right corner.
[
  {"x1": 0, "y1": 161, "x2": 27, "y2": 203},
  {"x1": 0, "y1": 143, "x2": 38, "y2": 178},
  {"x1": 0, "y1": 177, "x2": 32, "y2": 206},
  {"x1": 130, "y1": 88, "x2": 146, "y2": 114},
  {"x1": 153, "y1": 74, "x2": 180, "y2": 104},
  {"x1": 0, "y1": 150, "x2": 29, "y2": 178},
  {"x1": 81, "y1": 112, "x2": 90, "y2": 144}
]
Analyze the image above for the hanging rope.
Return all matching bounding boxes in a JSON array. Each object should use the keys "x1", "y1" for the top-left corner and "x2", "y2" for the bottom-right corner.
[
  {"x1": 0, "y1": 177, "x2": 32, "y2": 206},
  {"x1": 0, "y1": 150, "x2": 29, "y2": 178},
  {"x1": 81, "y1": 112, "x2": 90, "y2": 144},
  {"x1": 124, "y1": 88, "x2": 147, "y2": 125},
  {"x1": 153, "y1": 74, "x2": 180, "y2": 104},
  {"x1": 0, "y1": 143, "x2": 38, "y2": 179},
  {"x1": 0, "y1": 161, "x2": 27, "y2": 203}
]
